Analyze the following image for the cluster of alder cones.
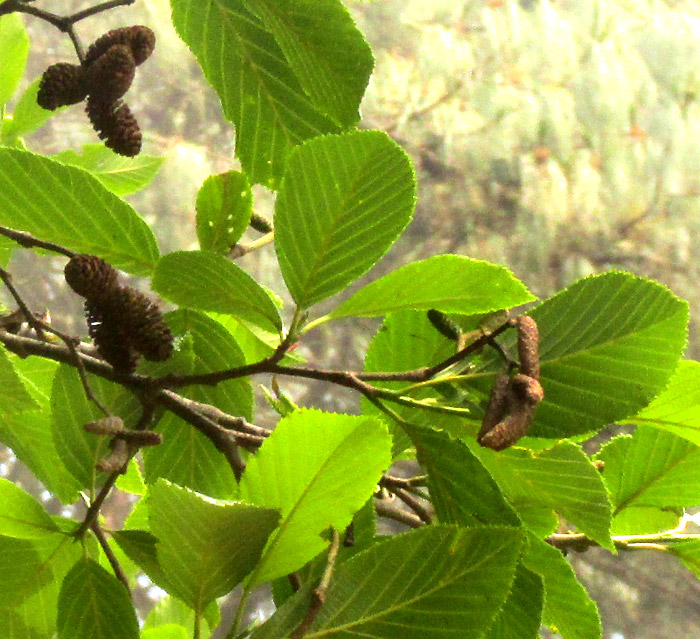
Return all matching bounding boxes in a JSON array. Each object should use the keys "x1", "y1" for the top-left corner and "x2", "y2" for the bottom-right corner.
[
  {"x1": 37, "y1": 26, "x2": 155, "y2": 156},
  {"x1": 64, "y1": 254, "x2": 173, "y2": 373}
]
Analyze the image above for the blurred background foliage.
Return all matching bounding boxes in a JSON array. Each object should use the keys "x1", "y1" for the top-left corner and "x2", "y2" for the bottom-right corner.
[{"x1": 5, "y1": 0, "x2": 700, "y2": 637}]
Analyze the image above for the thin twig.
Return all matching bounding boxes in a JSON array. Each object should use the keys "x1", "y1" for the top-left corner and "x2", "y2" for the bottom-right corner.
[
  {"x1": 291, "y1": 529, "x2": 341, "y2": 639},
  {"x1": 375, "y1": 498, "x2": 424, "y2": 529},
  {"x1": 379, "y1": 478, "x2": 433, "y2": 524},
  {"x1": 74, "y1": 472, "x2": 120, "y2": 538},
  {"x1": 91, "y1": 520, "x2": 130, "y2": 590},
  {"x1": 0, "y1": 226, "x2": 75, "y2": 257}
]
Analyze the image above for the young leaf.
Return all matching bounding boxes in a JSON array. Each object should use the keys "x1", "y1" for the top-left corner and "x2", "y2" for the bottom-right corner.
[
  {"x1": 0, "y1": 14, "x2": 29, "y2": 108},
  {"x1": 143, "y1": 310, "x2": 253, "y2": 498},
  {"x1": 0, "y1": 535, "x2": 53, "y2": 608},
  {"x1": 147, "y1": 480, "x2": 279, "y2": 612},
  {"x1": 141, "y1": 626, "x2": 190, "y2": 639},
  {"x1": 0, "y1": 478, "x2": 60, "y2": 538},
  {"x1": 484, "y1": 564, "x2": 544, "y2": 639},
  {"x1": 0, "y1": 148, "x2": 160, "y2": 275},
  {"x1": 667, "y1": 539, "x2": 700, "y2": 580},
  {"x1": 57, "y1": 557, "x2": 139, "y2": 639},
  {"x1": 0, "y1": 343, "x2": 38, "y2": 414},
  {"x1": 404, "y1": 423, "x2": 521, "y2": 527},
  {"x1": 275, "y1": 130, "x2": 416, "y2": 308},
  {"x1": 144, "y1": 596, "x2": 218, "y2": 638},
  {"x1": 0, "y1": 357, "x2": 81, "y2": 504},
  {"x1": 306, "y1": 525, "x2": 523, "y2": 639},
  {"x1": 523, "y1": 536, "x2": 601, "y2": 639},
  {"x1": 170, "y1": 0, "x2": 341, "y2": 186},
  {"x1": 331, "y1": 255, "x2": 535, "y2": 319},
  {"x1": 478, "y1": 442, "x2": 614, "y2": 551},
  {"x1": 53, "y1": 144, "x2": 165, "y2": 196},
  {"x1": 51, "y1": 365, "x2": 142, "y2": 490},
  {"x1": 245, "y1": 0, "x2": 373, "y2": 125},
  {"x1": 1, "y1": 77, "x2": 56, "y2": 143},
  {"x1": 153, "y1": 251, "x2": 282, "y2": 333},
  {"x1": 596, "y1": 427, "x2": 700, "y2": 520},
  {"x1": 196, "y1": 171, "x2": 252, "y2": 253},
  {"x1": 466, "y1": 272, "x2": 688, "y2": 438},
  {"x1": 629, "y1": 360, "x2": 700, "y2": 445},
  {"x1": 239, "y1": 409, "x2": 392, "y2": 585}
]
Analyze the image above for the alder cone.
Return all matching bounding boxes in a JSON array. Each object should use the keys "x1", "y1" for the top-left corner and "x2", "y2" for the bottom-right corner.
[
  {"x1": 85, "y1": 26, "x2": 156, "y2": 67},
  {"x1": 64, "y1": 254, "x2": 119, "y2": 300},
  {"x1": 37, "y1": 63, "x2": 87, "y2": 110},
  {"x1": 86, "y1": 96, "x2": 142, "y2": 157},
  {"x1": 85, "y1": 299, "x2": 138, "y2": 373},
  {"x1": 85, "y1": 44, "x2": 136, "y2": 103},
  {"x1": 112, "y1": 287, "x2": 174, "y2": 362}
]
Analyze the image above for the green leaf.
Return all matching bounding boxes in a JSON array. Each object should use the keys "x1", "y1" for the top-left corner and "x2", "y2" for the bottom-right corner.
[
  {"x1": 0, "y1": 15, "x2": 29, "y2": 108},
  {"x1": 244, "y1": 0, "x2": 373, "y2": 125},
  {"x1": 141, "y1": 626, "x2": 190, "y2": 639},
  {"x1": 112, "y1": 529, "x2": 171, "y2": 589},
  {"x1": 239, "y1": 409, "x2": 391, "y2": 585},
  {"x1": 305, "y1": 525, "x2": 523, "y2": 639},
  {"x1": 169, "y1": 0, "x2": 341, "y2": 186},
  {"x1": 609, "y1": 506, "x2": 680, "y2": 536},
  {"x1": 153, "y1": 251, "x2": 282, "y2": 333},
  {"x1": 0, "y1": 478, "x2": 60, "y2": 538},
  {"x1": 57, "y1": 557, "x2": 139, "y2": 639},
  {"x1": 116, "y1": 458, "x2": 146, "y2": 495},
  {"x1": 596, "y1": 427, "x2": 700, "y2": 518},
  {"x1": 0, "y1": 148, "x2": 160, "y2": 275},
  {"x1": 523, "y1": 536, "x2": 601, "y2": 639},
  {"x1": 143, "y1": 310, "x2": 253, "y2": 498},
  {"x1": 668, "y1": 539, "x2": 700, "y2": 580},
  {"x1": 405, "y1": 423, "x2": 521, "y2": 527},
  {"x1": 0, "y1": 535, "x2": 52, "y2": 608},
  {"x1": 478, "y1": 443, "x2": 613, "y2": 551},
  {"x1": 275, "y1": 130, "x2": 416, "y2": 308},
  {"x1": 468, "y1": 272, "x2": 688, "y2": 438},
  {"x1": 0, "y1": 344, "x2": 38, "y2": 414},
  {"x1": 484, "y1": 564, "x2": 544, "y2": 639},
  {"x1": 630, "y1": 360, "x2": 700, "y2": 445},
  {"x1": 196, "y1": 171, "x2": 252, "y2": 253},
  {"x1": 51, "y1": 365, "x2": 142, "y2": 491},
  {"x1": 147, "y1": 480, "x2": 279, "y2": 612},
  {"x1": 1, "y1": 77, "x2": 55, "y2": 143},
  {"x1": 144, "y1": 596, "x2": 217, "y2": 639},
  {"x1": 0, "y1": 357, "x2": 80, "y2": 504},
  {"x1": 332, "y1": 255, "x2": 535, "y2": 319},
  {"x1": 250, "y1": 579, "x2": 315, "y2": 639},
  {"x1": 52, "y1": 145, "x2": 164, "y2": 196}
]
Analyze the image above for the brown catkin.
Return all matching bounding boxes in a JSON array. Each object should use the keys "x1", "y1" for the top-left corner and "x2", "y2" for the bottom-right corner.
[
  {"x1": 64, "y1": 254, "x2": 119, "y2": 300},
  {"x1": 37, "y1": 63, "x2": 87, "y2": 110},
  {"x1": 86, "y1": 97, "x2": 142, "y2": 157},
  {"x1": 517, "y1": 315, "x2": 540, "y2": 380},
  {"x1": 85, "y1": 44, "x2": 136, "y2": 103},
  {"x1": 85, "y1": 26, "x2": 156, "y2": 67},
  {"x1": 427, "y1": 309, "x2": 461, "y2": 341},
  {"x1": 85, "y1": 299, "x2": 139, "y2": 373}
]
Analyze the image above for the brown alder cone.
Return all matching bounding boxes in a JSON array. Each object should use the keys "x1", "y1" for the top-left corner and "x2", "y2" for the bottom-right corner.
[
  {"x1": 37, "y1": 62, "x2": 87, "y2": 110},
  {"x1": 85, "y1": 44, "x2": 136, "y2": 103},
  {"x1": 85, "y1": 298, "x2": 139, "y2": 373},
  {"x1": 86, "y1": 97, "x2": 142, "y2": 157},
  {"x1": 64, "y1": 254, "x2": 119, "y2": 300},
  {"x1": 85, "y1": 25, "x2": 156, "y2": 67}
]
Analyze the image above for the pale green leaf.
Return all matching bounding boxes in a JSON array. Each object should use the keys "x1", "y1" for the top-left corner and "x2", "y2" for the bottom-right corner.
[
  {"x1": 116, "y1": 459, "x2": 146, "y2": 496},
  {"x1": 53, "y1": 144, "x2": 164, "y2": 196},
  {"x1": 51, "y1": 365, "x2": 142, "y2": 491},
  {"x1": 239, "y1": 409, "x2": 392, "y2": 585},
  {"x1": 0, "y1": 357, "x2": 80, "y2": 503},
  {"x1": 153, "y1": 251, "x2": 282, "y2": 333},
  {"x1": 57, "y1": 557, "x2": 139, "y2": 639},
  {"x1": 144, "y1": 596, "x2": 217, "y2": 639},
  {"x1": 467, "y1": 272, "x2": 688, "y2": 438},
  {"x1": 143, "y1": 310, "x2": 252, "y2": 498},
  {"x1": 147, "y1": 480, "x2": 279, "y2": 611},
  {"x1": 484, "y1": 564, "x2": 544, "y2": 639},
  {"x1": 275, "y1": 130, "x2": 416, "y2": 308},
  {"x1": 630, "y1": 360, "x2": 700, "y2": 445},
  {"x1": 332, "y1": 255, "x2": 535, "y2": 319},
  {"x1": 141, "y1": 626, "x2": 190, "y2": 639},
  {"x1": 0, "y1": 343, "x2": 37, "y2": 414},
  {"x1": 405, "y1": 423, "x2": 521, "y2": 527},
  {"x1": 0, "y1": 148, "x2": 159, "y2": 275},
  {"x1": 478, "y1": 442, "x2": 613, "y2": 551},
  {"x1": 170, "y1": 0, "x2": 341, "y2": 186},
  {"x1": 306, "y1": 525, "x2": 523, "y2": 639},
  {"x1": 609, "y1": 506, "x2": 681, "y2": 536},
  {"x1": 0, "y1": 14, "x2": 29, "y2": 108},
  {"x1": 244, "y1": 0, "x2": 373, "y2": 124},
  {"x1": 0, "y1": 478, "x2": 59, "y2": 538},
  {"x1": 668, "y1": 539, "x2": 700, "y2": 580},
  {"x1": 196, "y1": 171, "x2": 252, "y2": 253},
  {"x1": 1, "y1": 77, "x2": 55, "y2": 143},
  {"x1": 523, "y1": 536, "x2": 601, "y2": 639},
  {"x1": 596, "y1": 427, "x2": 700, "y2": 517}
]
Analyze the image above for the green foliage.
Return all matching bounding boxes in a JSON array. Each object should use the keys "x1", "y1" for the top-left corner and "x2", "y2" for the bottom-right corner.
[{"x1": 0, "y1": 2, "x2": 699, "y2": 639}]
